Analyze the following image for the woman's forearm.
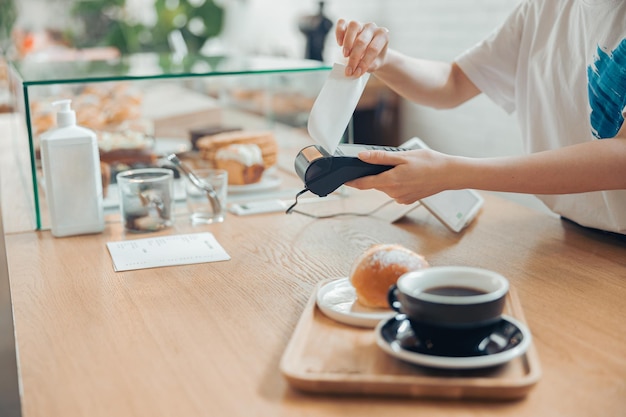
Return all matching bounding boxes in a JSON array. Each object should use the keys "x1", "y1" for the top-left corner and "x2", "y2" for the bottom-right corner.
[
  {"x1": 374, "y1": 50, "x2": 480, "y2": 109},
  {"x1": 451, "y1": 139, "x2": 626, "y2": 194}
]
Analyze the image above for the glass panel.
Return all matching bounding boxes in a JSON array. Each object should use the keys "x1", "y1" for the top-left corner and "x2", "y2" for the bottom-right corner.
[
  {"x1": 8, "y1": 54, "x2": 331, "y2": 231},
  {"x1": 11, "y1": 53, "x2": 330, "y2": 85}
]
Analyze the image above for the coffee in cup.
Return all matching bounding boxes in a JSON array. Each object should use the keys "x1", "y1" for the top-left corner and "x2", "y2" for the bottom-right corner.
[
  {"x1": 387, "y1": 266, "x2": 509, "y2": 330},
  {"x1": 386, "y1": 267, "x2": 510, "y2": 357}
]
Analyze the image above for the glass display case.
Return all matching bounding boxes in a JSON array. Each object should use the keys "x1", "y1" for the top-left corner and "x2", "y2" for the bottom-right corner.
[{"x1": 8, "y1": 53, "x2": 331, "y2": 230}]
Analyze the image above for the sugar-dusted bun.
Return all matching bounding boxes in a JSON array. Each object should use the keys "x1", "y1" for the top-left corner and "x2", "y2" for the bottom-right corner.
[{"x1": 350, "y1": 244, "x2": 429, "y2": 308}]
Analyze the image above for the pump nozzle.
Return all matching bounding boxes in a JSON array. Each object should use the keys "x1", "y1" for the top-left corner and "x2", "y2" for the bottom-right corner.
[{"x1": 52, "y1": 99, "x2": 76, "y2": 128}]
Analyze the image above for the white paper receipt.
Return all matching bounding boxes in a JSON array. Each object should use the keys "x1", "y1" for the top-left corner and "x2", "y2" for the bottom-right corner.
[
  {"x1": 106, "y1": 232, "x2": 230, "y2": 271},
  {"x1": 307, "y1": 62, "x2": 370, "y2": 155}
]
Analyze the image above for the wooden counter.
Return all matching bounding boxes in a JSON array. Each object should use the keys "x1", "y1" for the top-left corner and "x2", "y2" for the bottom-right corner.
[{"x1": 1, "y1": 116, "x2": 625, "y2": 417}]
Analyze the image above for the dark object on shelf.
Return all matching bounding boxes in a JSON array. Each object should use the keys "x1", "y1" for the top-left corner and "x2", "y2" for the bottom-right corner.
[{"x1": 298, "y1": 1, "x2": 333, "y2": 61}]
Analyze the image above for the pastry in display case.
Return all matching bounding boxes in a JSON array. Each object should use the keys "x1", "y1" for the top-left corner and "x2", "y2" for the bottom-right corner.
[
  {"x1": 195, "y1": 130, "x2": 278, "y2": 185},
  {"x1": 215, "y1": 144, "x2": 266, "y2": 185}
]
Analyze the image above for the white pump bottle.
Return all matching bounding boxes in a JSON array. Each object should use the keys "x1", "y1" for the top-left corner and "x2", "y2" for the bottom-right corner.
[{"x1": 39, "y1": 99, "x2": 105, "y2": 237}]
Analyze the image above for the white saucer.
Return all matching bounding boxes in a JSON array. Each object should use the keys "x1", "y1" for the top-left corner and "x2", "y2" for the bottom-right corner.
[
  {"x1": 316, "y1": 277, "x2": 395, "y2": 328},
  {"x1": 228, "y1": 172, "x2": 282, "y2": 195},
  {"x1": 375, "y1": 314, "x2": 532, "y2": 369}
]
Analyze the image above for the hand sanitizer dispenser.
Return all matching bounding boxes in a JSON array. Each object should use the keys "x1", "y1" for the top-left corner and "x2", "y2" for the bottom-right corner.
[{"x1": 39, "y1": 99, "x2": 105, "y2": 237}]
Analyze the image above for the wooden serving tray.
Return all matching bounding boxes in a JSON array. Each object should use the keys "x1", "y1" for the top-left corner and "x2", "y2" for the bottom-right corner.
[{"x1": 280, "y1": 281, "x2": 541, "y2": 400}]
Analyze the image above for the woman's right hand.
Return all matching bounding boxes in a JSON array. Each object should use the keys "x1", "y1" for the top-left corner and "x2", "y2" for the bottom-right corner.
[{"x1": 335, "y1": 19, "x2": 390, "y2": 78}]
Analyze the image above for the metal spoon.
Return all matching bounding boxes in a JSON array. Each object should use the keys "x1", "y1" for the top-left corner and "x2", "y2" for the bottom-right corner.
[{"x1": 166, "y1": 154, "x2": 222, "y2": 215}]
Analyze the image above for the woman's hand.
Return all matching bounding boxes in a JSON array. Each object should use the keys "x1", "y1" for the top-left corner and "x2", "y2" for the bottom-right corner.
[
  {"x1": 335, "y1": 19, "x2": 390, "y2": 77},
  {"x1": 346, "y1": 149, "x2": 458, "y2": 204}
]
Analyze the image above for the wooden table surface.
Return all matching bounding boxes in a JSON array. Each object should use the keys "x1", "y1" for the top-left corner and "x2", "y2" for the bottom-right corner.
[{"x1": 1, "y1": 116, "x2": 625, "y2": 417}]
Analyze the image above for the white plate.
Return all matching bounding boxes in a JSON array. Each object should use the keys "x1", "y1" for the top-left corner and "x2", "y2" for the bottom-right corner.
[
  {"x1": 228, "y1": 172, "x2": 282, "y2": 195},
  {"x1": 375, "y1": 314, "x2": 532, "y2": 369},
  {"x1": 316, "y1": 277, "x2": 395, "y2": 328}
]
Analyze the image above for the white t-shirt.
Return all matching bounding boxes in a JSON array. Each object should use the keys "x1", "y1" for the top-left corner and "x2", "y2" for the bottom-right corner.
[{"x1": 455, "y1": 0, "x2": 626, "y2": 234}]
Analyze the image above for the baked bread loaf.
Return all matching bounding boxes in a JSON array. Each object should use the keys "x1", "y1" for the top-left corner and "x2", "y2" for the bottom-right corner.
[
  {"x1": 215, "y1": 144, "x2": 265, "y2": 185},
  {"x1": 196, "y1": 130, "x2": 278, "y2": 168},
  {"x1": 350, "y1": 244, "x2": 429, "y2": 308}
]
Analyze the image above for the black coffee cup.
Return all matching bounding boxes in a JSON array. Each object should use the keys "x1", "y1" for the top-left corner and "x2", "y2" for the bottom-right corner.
[{"x1": 388, "y1": 266, "x2": 509, "y2": 331}]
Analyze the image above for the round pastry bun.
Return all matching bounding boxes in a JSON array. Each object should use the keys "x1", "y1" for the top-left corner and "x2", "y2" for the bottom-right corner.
[{"x1": 349, "y1": 244, "x2": 429, "y2": 308}]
